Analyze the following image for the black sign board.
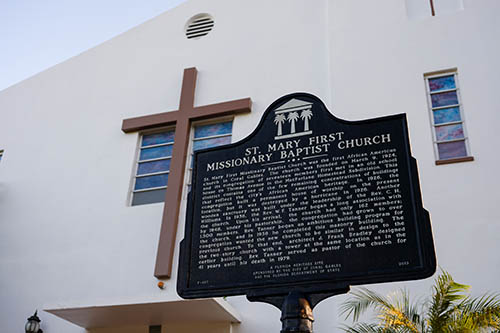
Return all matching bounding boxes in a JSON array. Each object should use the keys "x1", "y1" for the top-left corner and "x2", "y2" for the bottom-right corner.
[{"x1": 178, "y1": 93, "x2": 435, "y2": 299}]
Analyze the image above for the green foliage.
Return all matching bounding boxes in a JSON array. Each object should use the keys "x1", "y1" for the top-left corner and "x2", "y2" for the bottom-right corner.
[{"x1": 340, "y1": 271, "x2": 500, "y2": 333}]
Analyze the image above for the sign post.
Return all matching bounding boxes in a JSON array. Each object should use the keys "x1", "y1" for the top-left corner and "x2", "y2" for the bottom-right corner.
[{"x1": 177, "y1": 93, "x2": 436, "y2": 332}]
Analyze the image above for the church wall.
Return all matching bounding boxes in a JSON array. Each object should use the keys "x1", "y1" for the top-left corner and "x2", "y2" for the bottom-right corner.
[
  {"x1": 160, "y1": 322, "x2": 231, "y2": 333},
  {"x1": 0, "y1": 0, "x2": 332, "y2": 332},
  {"x1": 89, "y1": 326, "x2": 148, "y2": 333},
  {"x1": 327, "y1": 0, "x2": 500, "y2": 318},
  {"x1": 1, "y1": 0, "x2": 499, "y2": 332},
  {"x1": 87, "y1": 323, "x2": 230, "y2": 333}
]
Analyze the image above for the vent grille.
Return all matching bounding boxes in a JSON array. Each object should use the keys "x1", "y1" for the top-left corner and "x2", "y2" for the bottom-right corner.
[{"x1": 185, "y1": 14, "x2": 214, "y2": 39}]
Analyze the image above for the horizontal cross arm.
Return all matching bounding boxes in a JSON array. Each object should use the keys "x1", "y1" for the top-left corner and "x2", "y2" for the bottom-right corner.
[
  {"x1": 122, "y1": 110, "x2": 180, "y2": 133},
  {"x1": 191, "y1": 98, "x2": 252, "y2": 120}
]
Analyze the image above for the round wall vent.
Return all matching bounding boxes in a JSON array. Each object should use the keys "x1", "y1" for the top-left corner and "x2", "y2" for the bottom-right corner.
[{"x1": 185, "y1": 14, "x2": 215, "y2": 40}]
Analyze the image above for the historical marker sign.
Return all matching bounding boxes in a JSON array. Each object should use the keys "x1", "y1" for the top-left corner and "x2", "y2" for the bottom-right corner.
[{"x1": 178, "y1": 93, "x2": 435, "y2": 299}]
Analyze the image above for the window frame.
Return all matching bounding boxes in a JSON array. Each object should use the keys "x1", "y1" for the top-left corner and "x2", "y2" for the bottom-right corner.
[
  {"x1": 424, "y1": 69, "x2": 474, "y2": 165},
  {"x1": 129, "y1": 126, "x2": 175, "y2": 206}
]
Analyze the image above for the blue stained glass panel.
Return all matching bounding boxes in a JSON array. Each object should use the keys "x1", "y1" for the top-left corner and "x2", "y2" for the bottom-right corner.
[
  {"x1": 139, "y1": 145, "x2": 173, "y2": 160},
  {"x1": 428, "y1": 75, "x2": 456, "y2": 92},
  {"x1": 194, "y1": 121, "x2": 232, "y2": 139},
  {"x1": 137, "y1": 159, "x2": 171, "y2": 175},
  {"x1": 433, "y1": 107, "x2": 461, "y2": 124},
  {"x1": 431, "y1": 91, "x2": 459, "y2": 108},
  {"x1": 435, "y1": 124, "x2": 464, "y2": 141},
  {"x1": 135, "y1": 174, "x2": 169, "y2": 190},
  {"x1": 142, "y1": 131, "x2": 175, "y2": 147},
  {"x1": 193, "y1": 136, "x2": 232, "y2": 151},
  {"x1": 437, "y1": 141, "x2": 467, "y2": 160}
]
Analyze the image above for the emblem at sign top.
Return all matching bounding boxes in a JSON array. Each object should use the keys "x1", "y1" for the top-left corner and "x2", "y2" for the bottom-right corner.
[
  {"x1": 178, "y1": 93, "x2": 435, "y2": 299},
  {"x1": 273, "y1": 99, "x2": 313, "y2": 140}
]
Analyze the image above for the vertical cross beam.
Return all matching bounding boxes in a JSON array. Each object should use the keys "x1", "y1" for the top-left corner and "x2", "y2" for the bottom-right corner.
[
  {"x1": 430, "y1": 0, "x2": 436, "y2": 16},
  {"x1": 155, "y1": 68, "x2": 196, "y2": 279},
  {"x1": 122, "y1": 68, "x2": 252, "y2": 279}
]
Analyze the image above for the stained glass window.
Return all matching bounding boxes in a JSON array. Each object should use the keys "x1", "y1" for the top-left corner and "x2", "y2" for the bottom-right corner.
[
  {"x1": 429, "y1": 75, "x2": 456, "y2": 92},
  {"x1": 186, "y1": 120, "x2": 233, "y2": 191},
  {"x1": 132, "y1": 129, "x2": 174, "y2": 206},
  {"x1": 425, "y1": 71, "x2": 472, "y2": 163},
  {"x1": 430, "y1": 91, "x2": 459, "y2": 108}
]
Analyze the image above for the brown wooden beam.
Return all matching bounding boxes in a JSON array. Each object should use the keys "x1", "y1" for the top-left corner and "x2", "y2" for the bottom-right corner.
[
  {"x1": 121, "y1": 67, "x2": 252, "y2": 279},
  {"x1": 191, "y1": 98, "x2": 252, "y2": 119},
  {"x1": 121, "y1": 111, "x2": 180, "y2": 133},
  {"x1": 155, "y1": 117, "x2": 191, "y2": 278}
]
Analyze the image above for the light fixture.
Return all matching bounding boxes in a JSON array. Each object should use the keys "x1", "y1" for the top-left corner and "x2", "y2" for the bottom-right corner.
[{"x1": 25, "y1": 311, "x2": 43, "y2": 333}]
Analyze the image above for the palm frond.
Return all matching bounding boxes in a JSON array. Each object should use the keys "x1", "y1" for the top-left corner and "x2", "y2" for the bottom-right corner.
[
  {"x1": 340, "y1": 322, "x2": 419, "y2": 333},
  {"x1": 382, "y1": 289, "x2": 423, "y2": 332},
  {"x1": 456, "y1": 293, "x2": 500, "y2": 330},
  {"x1": 341, "y1": 287, "x2": 423, "y2": 332},
  {"x1": 427, "y1": 271, "x2": 470, "y2": 331},
  {"x1": 340, "y1": 287, "x2": 393, "y2": 322},
  {"x1": 439, "y1": 308, "x2": 476, "y2": 333},
  {"x1": 339, "y1": 322, "x2": 389, "y2": 333},
  {"x1": 379, "y1": 307, "x2": 419, "y2": 332},
  {"x1": 340, "y1": 271, "x2": 500, "y2": 333}
]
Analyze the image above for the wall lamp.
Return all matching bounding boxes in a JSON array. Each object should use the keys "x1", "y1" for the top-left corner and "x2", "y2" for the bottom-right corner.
[{"x1": 25, "y1": 311, "x2": 43, "y2": 333}]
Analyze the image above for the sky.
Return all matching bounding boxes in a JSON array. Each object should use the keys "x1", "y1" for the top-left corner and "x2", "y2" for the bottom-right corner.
[{"x1": 0, "y1": 0, "x2": 186, "y2": 91}]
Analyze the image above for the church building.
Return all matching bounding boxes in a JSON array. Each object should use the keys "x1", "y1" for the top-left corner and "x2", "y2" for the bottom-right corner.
[{"x1": 1, "y1": 0, "x2": 499, "y2": 332}]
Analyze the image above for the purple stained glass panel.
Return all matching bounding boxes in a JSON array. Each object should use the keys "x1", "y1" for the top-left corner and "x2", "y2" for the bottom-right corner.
[
  {"x1": 437, "y1": 140, "x2": 467, "y2": 160},
  {"x1": 431, "y1": 91, "x2": 459, "y2": 108},
  {"x1": 137, "y1": 159, "x2": 171, "y2": 175},
  {"x1": 194, "y1": 121, "x2": 232, "y2": 139},
  {"x1": 435, "y1": 124, "x2": 464, "y2": 141},
  {"x1": 134, "y1": 173, "x2": 169, "y2": 190},
  {"x1": 433, "y1": 107, "x2": 461, "y2": 124},
  {"x1": 139, "y1": 145, "x2": 173, "y2": 160},
  {"x1": 428, "y1": 75, "x2": 456, "y2": 92},
  {"x1": 193, "y1": 136, "x2": 232, "y2": 151},
  {"x1": 142, "y1": 131, "x2": 175, "y2": 147},
  {"x1": 431, "y1": 91, "x2": 458, "y2": 108}
]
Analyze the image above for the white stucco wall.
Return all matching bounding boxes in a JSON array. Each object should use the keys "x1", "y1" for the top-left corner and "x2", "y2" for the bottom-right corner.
[
  {"x1": 1, "y1": 0, "x2": 499, "y2": 332},
  {"x1": 0, "y1": 0, "x2": 330, "y2": 332},
  {"x1": 88, "y1": 322, "x2": 230, "y2": 333},
  {"x1": 327, "y1": 0, "x2": 500, "y2": 323}
]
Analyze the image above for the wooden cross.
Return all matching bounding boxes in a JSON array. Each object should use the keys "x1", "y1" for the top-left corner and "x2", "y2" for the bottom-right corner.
[{"x1": 122, "y1": 67, "x2": 252, "y2": 279}]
